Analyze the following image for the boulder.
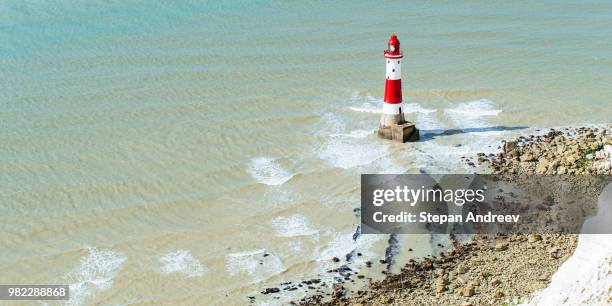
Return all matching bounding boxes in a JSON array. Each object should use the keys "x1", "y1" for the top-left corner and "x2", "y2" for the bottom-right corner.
[
  {"x1": 435, "y1": 278, "x2": 447, "y2": 293},
  {"x1": 494, "y1": 242, "x2": 509, "y2": 251},
  {"x1": 527, "y1": 233, "x2": 542, "y2": 243},
  {"x1": 460, "y1": 286, "x2": 475, "y2": 297},
  {"x1": 520, "y1": 153, "x2": 535, "y2": 162},
  {"x1": 504, "y1": 141, "x2": 517, "y2": 153}
]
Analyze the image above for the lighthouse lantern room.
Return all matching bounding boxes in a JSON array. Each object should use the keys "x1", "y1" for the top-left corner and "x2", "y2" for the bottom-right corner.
[{"x1": 377, "y1": 34, "x2": 419, "y2": 143}]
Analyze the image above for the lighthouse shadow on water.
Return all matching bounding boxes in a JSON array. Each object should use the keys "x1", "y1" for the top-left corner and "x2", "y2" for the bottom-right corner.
[
  {"x1": 377, "y1": 34, "x2": 419, "y2": 143},
  {"x1": 418, "y1": 126, "x2": 529, "y2": 142}
]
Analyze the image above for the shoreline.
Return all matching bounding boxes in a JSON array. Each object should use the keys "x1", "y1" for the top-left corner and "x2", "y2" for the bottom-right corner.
[
  {"x1": 308, "y1": 234, "x2": 578, "y2": 305},
  {"x1": 289, "y1": 125, "x2": 612, "y2": 305}
]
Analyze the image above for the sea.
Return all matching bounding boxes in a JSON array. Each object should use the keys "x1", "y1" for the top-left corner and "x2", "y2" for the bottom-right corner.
[{"x1": 1, "y1": 1, "x2": 611, "y2": 305}]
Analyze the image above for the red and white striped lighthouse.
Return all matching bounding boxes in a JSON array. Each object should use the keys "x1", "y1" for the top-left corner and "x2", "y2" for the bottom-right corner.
[
  {"x1": 377, "y1": 34, "x2": 419, "y2": 142},
  {"x1": 381, "y1": 34, "x2": 405, "y2": 127}
]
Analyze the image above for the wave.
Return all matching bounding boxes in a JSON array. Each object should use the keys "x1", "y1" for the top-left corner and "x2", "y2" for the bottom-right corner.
[
  {"x1": 159, "y1": 250, "x2": 205, "y2": 278},
  {"x1": 412, "y1": 139, "x2": 498, "y2": 172},
  {"x1": 349, "y1": 105, "x2": 382, "y2": 114},
  {"x1": 312, "y1": 229, "x2": 385, "y2": 287},
  {"x1": 444, "y1": 99, "x2": 501, "y2": 117},
  {"x1": 347, "y1": 94, "x2": 499, "y2": 131},
  {"x1": 318, "y1": 230, "x2": 382, "y2": 261},
  {"x1": 228, "y1": 248, "x2": 267, "y2": 257},
  {"x1": 64, "y1": 246, "x2": 127, "y2": 306},
  {"x1": 226, "y1": 249, "x2": 285, "y2": 283},
  {"x1": 412, "y1": 99, "x2": 507, "y2": 172},
  {"x1": 248, "y1": 157, "x2": 294, "y2": 186},
  {"x1": 329, "y1": 129, "x2": 374, "y2": 139},
  {"x1": 270, "y1": 214, "x2": 319, "y2": 238},
  {"x1": 317, "y1": 138, "x2": 387, "y2": 170},
  {"x1": 347, "y1": 91, "x2": 435, "y2": 115},
  {"x1": 444, "y1": 99, "x2": 502, "y2": 129},
  {"x1": 324, "y1": 96, "x2": 507, "y2": 173},
  {"x1": 320, "y1": 112, "x2": 347, "y2": 135},
  {"x1": 317, "y1": 111, "x2": 397, "y2": 171},
  {"x1": 405, "y1": 102, "x2": 438, "y2": 114}
]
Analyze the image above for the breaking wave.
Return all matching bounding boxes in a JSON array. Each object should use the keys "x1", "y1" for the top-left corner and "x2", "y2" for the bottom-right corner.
[
  {"x1": 270, "y1": 214, "x2": 319, "y2": 237},
  {"x1": 317, "y1": 138, "x2": 387, "y2": 169},
  {"x1": 248, "y1": 157, "x2": 294, "y2": 186},
  {"x1": 226, "y1": 249, "x2": 285, "y2": 283},
  {"x1": 64, "y1": 247, "x2": 127, "y2": 306},
  {"x1": 160, "y1": 250, "x2": 205, "y2": 278},
  {"x1": 444, "y1": 99, "x2": 502, "y2": 128}
]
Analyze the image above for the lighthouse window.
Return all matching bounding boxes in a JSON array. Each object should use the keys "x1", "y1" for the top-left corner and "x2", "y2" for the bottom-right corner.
[
  {"x1": 387, "y1": 60, "x2": 390, "y2": 63},
  {"x1": 398, "y1": 61, "x2": 400, "y2": 64},
  {"x1": 392, "y1": 69, "x2": 395, "y2": 72}
]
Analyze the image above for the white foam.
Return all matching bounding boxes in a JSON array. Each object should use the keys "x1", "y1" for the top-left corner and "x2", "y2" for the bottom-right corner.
[
  {"x1": 317, "y1": 138, "x2": 387, "y2": 169},
  {"x1": 318, "y1": 111, "x2": 387, "y2": 169},
  {"x1": 320, "y1": 112, "x2": 346, "y2": 135},
  {"x1": 412, "y1": 133, "x2": 501, "y2": 173},
  {"x1": 318, "y1": 231, "x2": 382, "y2": 261},
  {"x1": 445, "y1": 99, "x2": 501, "y2": 117},
  {"x1": 314, "y1": 230, "x2": 385, "y2": 286},
  {"x1": 329, "y1": 129, "x2": 374, "y2": 139},
  {"x1": 229, "y1": 248, "x2": 267, "y2": 257},
  {"x1": 370, "y1": 156, "x2": 406, "y2": 174},
  {"x1": 64, "y1": 247, "x2": 127, "y2": 306},
  {"x1": 340, "y1": 96, "x2": 506, "y2": 173},
  {"x1": 349, "y1": 105, "x2": 382, "y2": 114},
  {"x1": 159, "y1": 250, "x2": 205, "y2": 278},
  {"x1": 248, "y1": 157, "x2": 293, "y2": 186},
  {"x1": 287, "y1": 240, "x2": 303, "y2": 253},
  {"x1": 270, "y1": 214, "x2": 319, "y2": 237},
  {"x1": 226, "y1": 249, "x2": 285, "y2": 283},
  {"x1": 404, "y1": 99, "x2": 506, "y2": 172},
  {"x1": 444, "y1": 99, "x2": 501, "y2": 128},
  {"x1": 404, "y1": 102, "x2": 437, "y2": 114},
  {"x1": 320, "y1": 101, "x2": 422, "y2": 171},
  {"x1": 347, "y1": 95, "x2": 441, "y2": 137}
]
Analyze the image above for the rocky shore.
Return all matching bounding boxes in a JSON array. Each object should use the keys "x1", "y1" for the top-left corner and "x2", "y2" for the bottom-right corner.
[
  {"x1": 273, "y1": 126, "x2": 611, "y2": 305},
  {"x1": 302, "y1": 234, "x2": 576, "y2": 305},
  {"x1": 472, "y1": 125, "x2": 612, "y2": 175}
]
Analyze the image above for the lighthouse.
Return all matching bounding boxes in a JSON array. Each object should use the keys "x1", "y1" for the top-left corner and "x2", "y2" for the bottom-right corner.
[{"x1": 377, "y1": 34, "x2": 419, "y2": 142}]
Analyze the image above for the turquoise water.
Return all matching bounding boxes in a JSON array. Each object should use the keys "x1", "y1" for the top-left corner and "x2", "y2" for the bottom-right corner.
[{"x1": 2, "y1": 1, "x2": 612, "y2": 305}]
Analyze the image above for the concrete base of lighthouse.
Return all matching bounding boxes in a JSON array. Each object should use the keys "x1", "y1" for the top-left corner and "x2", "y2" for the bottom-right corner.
[
  {"x1": 377, "y1": 113, "x2": 419, "y2": 143},
  {"x1": 378, "y1": 122, "x2": 419, "y2": 143}
]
